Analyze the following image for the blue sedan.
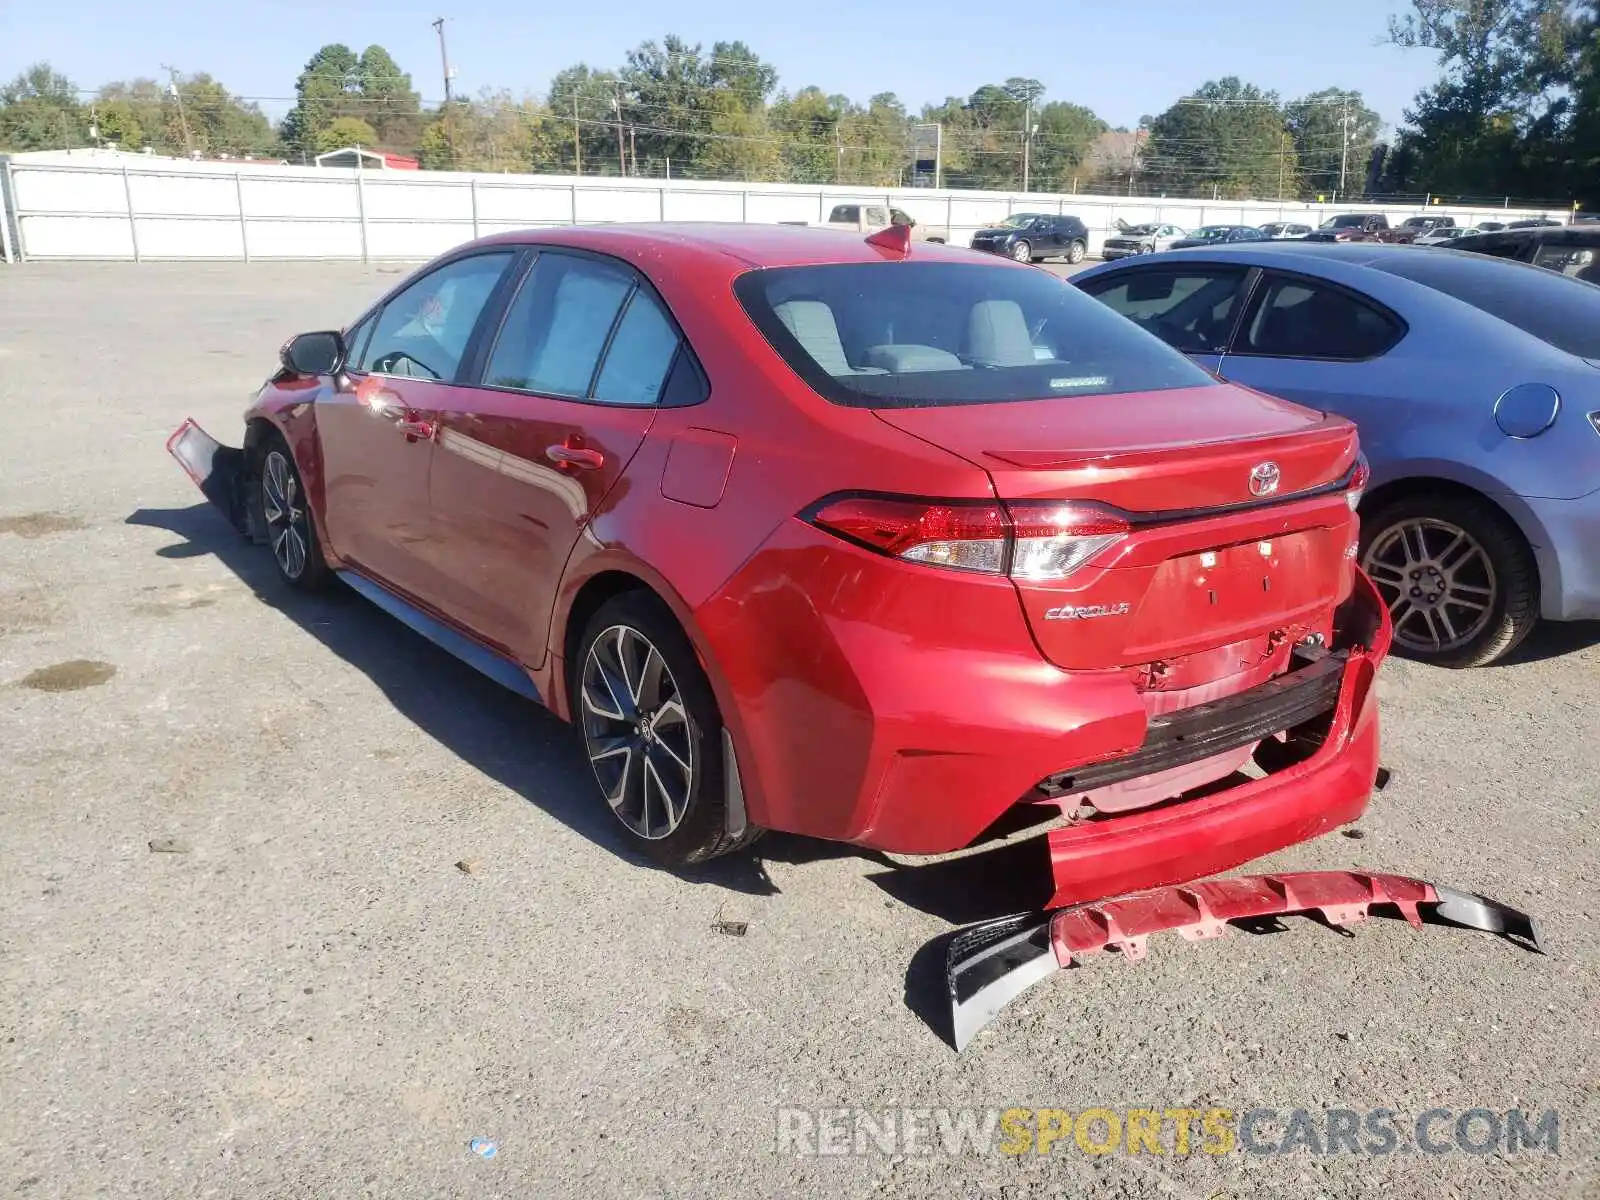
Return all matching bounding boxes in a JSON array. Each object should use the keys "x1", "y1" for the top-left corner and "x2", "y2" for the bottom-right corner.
[{"x1": 1073, "y1": 242, "x2": 1600, "y2": 667}]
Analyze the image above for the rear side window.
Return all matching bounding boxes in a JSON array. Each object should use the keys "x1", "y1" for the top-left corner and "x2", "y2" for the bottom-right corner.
[
  {"x1": 1080, "y1": 267, "x2": 1249, "y2": 354},
  {"x1": 1236, "y1": 276, "x2": 1402, "y2": 361},
  {"x1": 734, "y1": 261, "x2": 1216, "y2": 409},
  {"x1": 485, "y1": 254, "x2": 633, "y2": 397},
  {"x1": 1372, "y1": 251, "x2": 1600, "y2": 357},
  {"x1": 482, "y1": 251, "x2": 694, "y2": 406},
  {"x1": 592, "y1": 291, "x2": 682, "y2": 406}
]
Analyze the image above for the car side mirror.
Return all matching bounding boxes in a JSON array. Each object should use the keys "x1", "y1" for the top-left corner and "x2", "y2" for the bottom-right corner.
[{"x1": 281, "y1": 330, "x2": 345, "y2": 376}]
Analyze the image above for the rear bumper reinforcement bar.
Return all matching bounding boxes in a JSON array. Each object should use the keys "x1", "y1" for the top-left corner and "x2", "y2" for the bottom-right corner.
[
  {"x1": 947, "y1": 870, "x2": 1544, "y2": 1051},
  {"x1": 1037, "y1": 652, "x2": 1347, "y2": 799}
]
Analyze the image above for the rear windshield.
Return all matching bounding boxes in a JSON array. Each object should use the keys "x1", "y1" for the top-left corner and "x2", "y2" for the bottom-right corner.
[
  {"x1": 1371, "y1": 252, "x2": 1600, "y2": 358},
  {"x1": 733, "y1": 261, "x2": 1217, "y2": 409}
]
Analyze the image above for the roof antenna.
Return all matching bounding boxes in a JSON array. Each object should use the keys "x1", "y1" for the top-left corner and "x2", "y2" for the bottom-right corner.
[{"x1": 865, "y1": 223, "x2": 912, "y2": 258}]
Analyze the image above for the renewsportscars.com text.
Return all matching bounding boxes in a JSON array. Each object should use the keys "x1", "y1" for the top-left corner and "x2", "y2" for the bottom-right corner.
[{"x1": 776, "y1": 1106, "x2": 1560, "y2": 1158}]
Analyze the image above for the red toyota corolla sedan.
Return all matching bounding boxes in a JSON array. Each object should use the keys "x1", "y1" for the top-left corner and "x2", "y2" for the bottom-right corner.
[{"x1": 171, "y1": 223, "x2": 1388, "y2": 900}]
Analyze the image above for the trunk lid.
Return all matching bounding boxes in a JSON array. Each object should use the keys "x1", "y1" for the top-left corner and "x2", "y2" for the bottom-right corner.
[{"x1": 875, "y1": 385, "x2": 1362, "y2": 672}]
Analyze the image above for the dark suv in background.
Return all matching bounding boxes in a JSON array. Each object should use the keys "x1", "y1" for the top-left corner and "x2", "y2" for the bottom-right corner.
[
  {"x1": 1448, "y1": 224, "x2": 1600, "y2": 280},
  {"x1": 969, "y1": 213, "x2": 1090, "y2": 263}
]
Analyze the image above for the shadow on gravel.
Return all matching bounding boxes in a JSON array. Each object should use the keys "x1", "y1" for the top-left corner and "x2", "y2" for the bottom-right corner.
[
  {"x1": 1498, "y1": 619, "x2": 1600, "y2": 666},
  {"x1": 127, "y1": 503, "x2": 974, "y2": 905}
]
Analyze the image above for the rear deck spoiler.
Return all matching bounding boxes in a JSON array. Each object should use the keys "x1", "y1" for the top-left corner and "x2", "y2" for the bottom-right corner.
[{"x1": 947, "y1": 870, "x2": 1543, "y2": 1051}]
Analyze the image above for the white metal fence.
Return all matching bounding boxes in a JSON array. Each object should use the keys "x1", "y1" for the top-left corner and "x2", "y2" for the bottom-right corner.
[{"x1": 0, "y1": 149, "x2": 1561, "y2": 264}]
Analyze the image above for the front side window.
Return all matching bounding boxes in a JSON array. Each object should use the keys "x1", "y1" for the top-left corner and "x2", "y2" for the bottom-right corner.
[
  {"x1": 1531, "y1": 243, "x2": 1598, "y2": 279},
  {"x1": 360, "y1": 252, "x2": 514, "y2": 381},
  {"x1": 1237, "y1": 276, "x2": 1402, "y2": 360},
  {"x1": 1081, "y1": 267, "x2": 1249, "y2": 354},
  {"x1": 735, "y1": 261, "x2": 1216, "y2": 409}
]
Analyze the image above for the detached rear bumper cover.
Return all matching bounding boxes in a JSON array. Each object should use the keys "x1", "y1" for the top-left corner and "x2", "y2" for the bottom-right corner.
[{"x1": 948, "y1": 870, "x2": 1544, "y2": 1050}]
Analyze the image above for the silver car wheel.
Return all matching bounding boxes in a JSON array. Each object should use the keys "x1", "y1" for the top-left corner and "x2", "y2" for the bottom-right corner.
[
  {"x1": 261, "y1": 449, "x2": 308, "y2": 580},
  {"x1": 1011, "y1": 240, "x2": 1031, "y2": 262},
  {"x1": 1362, "y1": 518, "x2": 1497, "y2": 655},
  {"x1": 580, "y1": 624, "x2": 694, "y2": 840}
]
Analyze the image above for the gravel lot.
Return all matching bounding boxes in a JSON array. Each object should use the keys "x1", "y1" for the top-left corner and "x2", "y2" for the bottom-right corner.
[{"x1": 2, "y1": 260, "x2": 1597, "y2": 1199}]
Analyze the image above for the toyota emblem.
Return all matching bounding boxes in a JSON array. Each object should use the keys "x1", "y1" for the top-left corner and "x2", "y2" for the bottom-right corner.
[{"x1": 1249, "y1": 461, "x2": 1281, "y2": 497}]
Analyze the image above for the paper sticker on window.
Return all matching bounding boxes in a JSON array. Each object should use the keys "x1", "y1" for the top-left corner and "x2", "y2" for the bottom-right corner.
[{"x1": 1051, "y1": 375, "x2": 1110, "y2": 390}]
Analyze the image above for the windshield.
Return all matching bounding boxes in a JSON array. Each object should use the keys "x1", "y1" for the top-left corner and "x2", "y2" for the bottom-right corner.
[
  {"x1": 1000, "y1": 214, "x2": 1046, "y2": 229},
  {"x1": 1320, "y1": 215, "x2": 1366, "y2": 229},
  {"x1": 1373, "y1": 252, "x2": 1600, "y2": 357},
  {"x1": 734, "y1": 261, "x2": 1216, "y2": 409},
  {"x1": 1188, "y1": 226, "x2": 1232, "y2": 240},
  {"x1": 1123, "y1": 224, "x2": 1158, "y2": 235}
]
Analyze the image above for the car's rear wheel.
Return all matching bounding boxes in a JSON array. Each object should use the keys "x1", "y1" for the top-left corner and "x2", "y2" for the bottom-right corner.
[
  {"x1": 1067, "y1": 239, "x2": 1087, "y2": 264},
  {"x1": 258, "y1": 436, "x2": 329, "y2": 590},
  {"x1": 573, "y1": 592, "x2": 761, "y2": 866},
  {"x1": 1011, "y1": 239, "x2": 1032, "y2": 262},
  {"x1": 1359, "y1": 495, "x2": 1538, "y2": 668}
]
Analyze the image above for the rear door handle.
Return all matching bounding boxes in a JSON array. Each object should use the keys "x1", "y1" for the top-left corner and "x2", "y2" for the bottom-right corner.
[{"x1": 546, "y1": 444, "x2": 604, "y2": 470}]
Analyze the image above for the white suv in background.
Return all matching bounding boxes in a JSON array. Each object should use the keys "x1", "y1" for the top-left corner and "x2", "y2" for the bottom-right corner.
[
  {"x1": 1100, "y1": 223, "x2": 1187, "y2": 258},
  {"x1": 1259, "y1": 222, "x2": 1313, "y2": 239}
]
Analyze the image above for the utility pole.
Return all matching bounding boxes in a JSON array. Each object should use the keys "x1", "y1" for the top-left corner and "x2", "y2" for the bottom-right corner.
[
  {"x1": 613, "y1": 86, "x2": 626, "y2": 177},
  {"x1": 1339, "y1": 94, "x2": 1351, "y2": 198},
  {"x1": 432, "y1": 18, "x2": 454, "y2": 104},
  {"x1": 161, "y1": 65, "x2": 194, "y2": 158},
  {"x1": 1278, "y1": 130, "x2": 1287, "y2": 201},
  {"x1": 572, "y1": 92, "x2": 582, "y2": 175},
  {"x1": 835, "y1": 128, "x2": 843, "y2": 184},
  {"x1": 1021, "y1": 95, "x2": 1032, "y2": 193},
  {"x1": 432, "y1": 19, "x2": 456, "y2": 165}
]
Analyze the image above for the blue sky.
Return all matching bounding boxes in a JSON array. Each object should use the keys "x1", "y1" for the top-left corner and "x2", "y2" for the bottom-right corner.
[{"x1": 8, "y1": 0, "x2": 1441, "y2": 132}]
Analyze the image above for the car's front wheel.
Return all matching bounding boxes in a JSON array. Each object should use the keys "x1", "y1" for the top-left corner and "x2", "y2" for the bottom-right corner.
[
  {"x1": 1359, "y1": 495, "x2": 1538, "y2": 667},
  {"x1": 258, "y1": 436, "x2": 329, "y2": 589},
  {"x1": 1067, "y1": 239, "x2": 1087, "y2": 264},
  {"x1": 573, "y1": 592, "x2": 760, "y2": 866},
  {"x1": 1010, "y1": 239, "x2": 1032, "y2": 262}
]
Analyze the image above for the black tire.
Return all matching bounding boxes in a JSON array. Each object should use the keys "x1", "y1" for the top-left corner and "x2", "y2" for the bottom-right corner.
[
  {"x1": 1011, "y1": 239, "x2": 1032, "y2": 263},
  {"x1": 571, "y1": 592, "x2": 762, "y2": 866},
  {"x1": 1359, "y1": 493, "x2": 1538, "y2": 668},
  {"x1": 1067, "y1": 239, "x2": 1087, "y2": 264},
  {"x1": 256, "y1": 434, "x2": 330, "y2": 590}
]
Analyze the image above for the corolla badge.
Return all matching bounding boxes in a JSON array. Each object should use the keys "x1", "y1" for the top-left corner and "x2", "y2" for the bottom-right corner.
[
  {"x1": 1249, "y1": 461, "x2": 1281, "y2": 497},
  {"x1": 1044, "y1": 602, "x2": 1132, "y2": 621}
]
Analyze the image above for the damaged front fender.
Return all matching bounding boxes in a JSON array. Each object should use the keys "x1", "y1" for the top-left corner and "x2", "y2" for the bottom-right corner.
[{"x1": 947, "y1": 870, "x2": 1544, "y2": 1051}]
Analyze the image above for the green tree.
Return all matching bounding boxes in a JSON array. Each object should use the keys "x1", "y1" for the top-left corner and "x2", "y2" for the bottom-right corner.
[
  {"x1": 313, "y1": 115, "x2": 378, "y2": 153},
  {"x1": 1144, "y1": 78, "x2": 1294, "y2": 198},
  {"x1": 1029, "y1": 101, "x2": 1108, "y2": 192},
  {"x1": 0, "y1": 63, "x2": 86, "y2": 151},
  {"x1": 356, "y1": 45, "x2": 422, "y2": 151},
  {"x1": 1285, "y1": 88, "x2": 1382, "y2": 198},
  {"x1": 281, "y1": 44, "x2": 360, "y2": 161},
  {"x1": 547, "y1": 64, "x2": 621, "y2": 174}
]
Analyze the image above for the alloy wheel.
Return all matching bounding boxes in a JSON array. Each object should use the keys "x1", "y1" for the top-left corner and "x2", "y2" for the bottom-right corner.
[
  {"x1": 1011, "y1": 240, "x2": 1031, "y2": 262},
  {"x1": 580, "y1": 624, "x2": 695, "y2": 840},
  {"x1": 1361, "y1": 518, "x2": 1497, "y2": 655},
  {"x1": 261, "y1": 449, "x2": 309, "y2": 580}
]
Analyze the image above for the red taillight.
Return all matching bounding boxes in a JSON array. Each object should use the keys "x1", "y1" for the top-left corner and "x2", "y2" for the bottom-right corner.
[
  {"x1": 1347, "y1": 452, "x2": 1370, "y2": 511},
  {"x1": 806, "y1": 495, "x2": 1127, "y2": 580},
  {"x1": 808, "y1": 496, "x2": 1008, "y2": 573}
]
